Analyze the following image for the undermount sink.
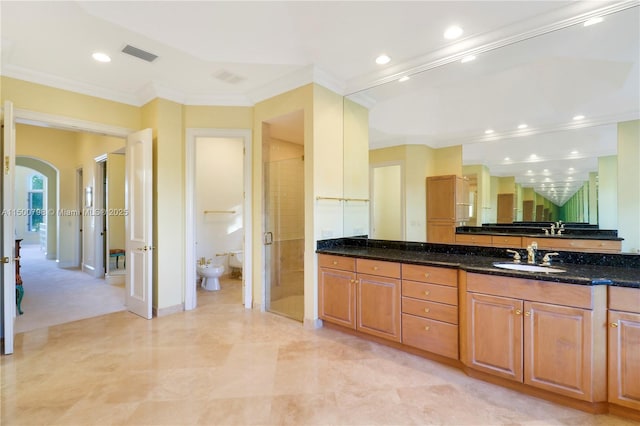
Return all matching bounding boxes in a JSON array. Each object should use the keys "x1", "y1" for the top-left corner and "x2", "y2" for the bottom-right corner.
[{"x1": 492, "y1": 262, "x2": 566, "y2": 273}]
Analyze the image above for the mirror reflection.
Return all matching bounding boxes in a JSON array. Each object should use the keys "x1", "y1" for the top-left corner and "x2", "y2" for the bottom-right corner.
[{"x1": 345, "y1": 6, "x2": 639, "y2": 253}]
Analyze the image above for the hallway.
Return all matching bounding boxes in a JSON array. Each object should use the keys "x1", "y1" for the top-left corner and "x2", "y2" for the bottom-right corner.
[{"x1": 14, "y1": 244, "x2": 125, "y2": 333}]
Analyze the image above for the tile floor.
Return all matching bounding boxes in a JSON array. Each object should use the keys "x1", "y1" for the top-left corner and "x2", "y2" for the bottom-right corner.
[{"x1": 2, "y1": 279, "x2": 637, "y2": 426}]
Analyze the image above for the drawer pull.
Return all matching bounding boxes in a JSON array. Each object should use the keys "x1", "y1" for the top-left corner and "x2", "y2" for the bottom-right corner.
[
  {"x1": 424, "y1": 326, "x2": 430, "y2": 331},
  {"x1": 424, "y1": 308, "x2": 430, "y2": 313},
  {"x1": 611, "y1": 323, "x2": 618, "y2": 328},
  {"x1": 424, "y1": 272, "x2": 430, "y2": 278},
  {"x1": 373, "y1": 266, "x2": 379, "y2": 271},
  {"x1": 515, "y1": 309, "x2": 522, "y2": 315},
  {"x1": 424, "y1": 290, "x2": 430, "y2": 296},
  {"x1": 332, "y1": 260, "x2": 338, "y2": 265}
]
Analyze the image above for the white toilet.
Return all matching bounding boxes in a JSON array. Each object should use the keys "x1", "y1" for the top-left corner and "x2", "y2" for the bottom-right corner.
[
  {"x1": 197, "y1": 262, "x2": 224, "y2": 291},
  {"x1": 229, "y1": 250, "x2": 243, "y2": 278}
]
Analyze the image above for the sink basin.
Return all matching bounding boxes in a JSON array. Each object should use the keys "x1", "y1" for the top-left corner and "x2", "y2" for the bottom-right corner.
[{"x1": 492, "y1": 262, "x2": 566, "y2": 273}]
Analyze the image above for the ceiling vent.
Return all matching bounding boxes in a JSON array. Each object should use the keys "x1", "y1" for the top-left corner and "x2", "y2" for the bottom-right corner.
[
  {"x1": 121, "y1": 44, "x2": 158, "y2": 63},
  {"x1": 213, "y1": 69, "x2": 246, "y2": 85}
]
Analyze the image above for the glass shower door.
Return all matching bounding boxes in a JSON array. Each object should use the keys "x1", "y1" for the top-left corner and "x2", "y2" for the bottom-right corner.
[{"x1": 264, "y1": 156, "x2": 304, "y2": 321}]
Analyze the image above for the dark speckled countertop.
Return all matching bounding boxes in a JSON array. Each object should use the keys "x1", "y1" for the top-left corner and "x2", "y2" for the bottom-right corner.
[{"x1": 316, "y1": 237, "x2": 640, "y2": 289}]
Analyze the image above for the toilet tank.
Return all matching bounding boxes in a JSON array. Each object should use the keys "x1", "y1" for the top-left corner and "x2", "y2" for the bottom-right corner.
[{"x1": 229, "y1": 250, "x2": 243, "y2": 268}]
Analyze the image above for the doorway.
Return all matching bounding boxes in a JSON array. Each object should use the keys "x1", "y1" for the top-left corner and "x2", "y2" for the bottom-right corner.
[
  {"x1": 262, "y1": 111, "x2": 305, "y2": 322},
  {"x1": 185, "y1": 128, "x2": 253, "y2": 311},
  {"x1": 370, "y1": 162, "x2": 404, "y2": 240}
]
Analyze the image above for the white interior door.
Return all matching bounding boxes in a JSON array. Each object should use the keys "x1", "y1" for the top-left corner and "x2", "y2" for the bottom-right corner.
[
  {"x1": 125, "y1": 128, "x2": 153, "y2": 319},
  {"x1": 2, "y1": 101, "x2": 16, "y2": 354}
]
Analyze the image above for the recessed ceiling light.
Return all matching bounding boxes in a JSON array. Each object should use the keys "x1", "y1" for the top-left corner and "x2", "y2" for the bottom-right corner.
[
  {"x1": 444, "y1": 25, "x2": 464, "y2": 40},
  {"x1": 584, "y1": 16, "x2": 603, "y2": 27},
  {"x1": 518, "y1": 123, "x2": 528, "y2": 129},
  {"x1": 504, "y1": 157, "x2": 510, "y2": 161},
  {"x1": 484, "y1": 129, "x2": 494, "y2": 135},
  {"x1": 571, "y1": 151, "x2": 578, "y2": 155},
  {"x1": 569, "y1": 167, "x2": 575, "y2": 171},
  {"x1": 92, "y1": 52, "x2": 111, "y2": 63},
  {"x1": 375, "y1": 54, "x2": 391, "y2": 65},
  {"x1": 568, "y1": 177, "x2": 573, "y2": 180},
  {"x1": 460, "y1": 55, "x2": 476, "y2": 63},
  {"x1": 398, "y1": 76, "x2": 410, "y2": 83},
  {"x1": 530, "y1": 154, "x2": 538, "y2": 159},
  {"x1": 573, "y1": 115, "x2": 585, "y2": 120},
  {"x1": 527, "y1": 170, "x2": 532, "y2": 174},
  {"x1": 543, "y1": 169, "x2": 549, "y2": 173}
]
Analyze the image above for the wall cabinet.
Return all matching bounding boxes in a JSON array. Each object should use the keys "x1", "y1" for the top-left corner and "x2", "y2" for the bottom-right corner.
[
  {"x1": 464, "y1": 273, "x2": 606, "y2": 402},
  {"x1": 427, "y1": 175, "x2": 469, "y2": 243},
  {"x1": 608, "y1": 286, "x2": 640, "y2": 412},
  {"x1": 401, "y1": 264, "x2": 459, "y2": 359}
]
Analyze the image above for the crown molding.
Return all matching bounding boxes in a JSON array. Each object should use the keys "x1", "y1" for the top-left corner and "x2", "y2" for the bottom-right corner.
[
  {"x1": 1, "y1": 64, "x2": 142, "y2": 106},
  {"x1": 345, "y1": 0, "x2": 639, "y2": 94},
  {"x1": 13, "y1": 108, "x2": 134, "y2": 137}
]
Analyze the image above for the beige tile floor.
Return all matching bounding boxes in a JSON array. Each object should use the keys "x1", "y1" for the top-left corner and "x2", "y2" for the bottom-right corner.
[{"x1": 2, "y1": 278, "x2": 637, "y2": 426}]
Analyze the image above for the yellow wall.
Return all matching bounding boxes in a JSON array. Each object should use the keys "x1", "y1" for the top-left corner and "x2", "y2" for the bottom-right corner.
[
  {"x1": 598, "y1": 155, "x2": 618, "y2": 231},
  {"x1": 617, "y1": 120, "x2": 640, "y2": 252},
  {"x1": 15, "y1": 125, "x2": 79, "y2": 265},
  {"x1": 432, "y1": 145, "x2": 462, "y2": 176},
  {"x1": 2, "y1": 77, "x2": 140, "y2": 130}
]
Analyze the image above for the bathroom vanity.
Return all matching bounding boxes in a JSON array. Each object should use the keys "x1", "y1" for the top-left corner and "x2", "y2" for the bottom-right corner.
[{"x1": 317, "y1": 238, "x2": 640, "y2": 420}]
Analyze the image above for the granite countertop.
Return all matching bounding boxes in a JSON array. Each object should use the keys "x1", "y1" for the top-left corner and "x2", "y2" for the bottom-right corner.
[
  {"x1": 316, "y1": 238, "x2": 640, "y2": 289},
  {"x1": 456, "y1": 226, "x2": 622, "y2": 241}
]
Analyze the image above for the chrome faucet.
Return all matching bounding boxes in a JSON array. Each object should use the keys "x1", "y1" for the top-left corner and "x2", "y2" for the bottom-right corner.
[{"x1": 526, "y1": 242, "x2": 538, "y2": 264}]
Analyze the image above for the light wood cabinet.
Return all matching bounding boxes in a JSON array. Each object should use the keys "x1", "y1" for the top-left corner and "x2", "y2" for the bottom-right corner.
[
  {"x1": 522, "y1": 236, "x2": 621, "y2": 253},
  {"x1": 497, "y1": 193, "x2": 515, "y2": 224},
  {"x1": 318, "y1": 254, "x2": 356, "y2": 329},
  {"x1": 427, "y1": 175, "x2": 469, "y2": 243},
  {"x1": 464, "y1": 273, "x2": 606, "y2": 402},
  {"x1": 608, "y1": 286, "x2": 640, "y2": 412},
  {"x1": 356, "y1": 256, "x2": 402, "y2": 342},
  {"x1": 401, "y1": 264, "x2": 459, "y2": 359}
]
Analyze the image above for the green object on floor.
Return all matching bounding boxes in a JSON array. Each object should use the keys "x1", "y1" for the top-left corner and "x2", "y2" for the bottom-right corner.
[{"x1": 16, "y1": 284, "x2": 24, "y2": 315}]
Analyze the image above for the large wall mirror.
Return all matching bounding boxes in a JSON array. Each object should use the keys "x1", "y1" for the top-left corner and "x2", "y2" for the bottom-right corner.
[{"x1": 344, "y1": 4, "x2": 639, "y2": 252}]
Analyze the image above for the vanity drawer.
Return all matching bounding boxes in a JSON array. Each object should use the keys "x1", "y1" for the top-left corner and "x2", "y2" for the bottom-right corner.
[
  {"x1": 402, "y1": 280, "x2": 458, "y2": 305},
  {"x1": 455, "y1": 233, "x2": 492, "y2": 245},
  {"x1": 356, "y1": 259, "x2": 401, "y2": 278},
  {"x1": 402, "y1": 314, "x2": 459, "y2": 359},
  {"x1": 402, "y1": 297, "x2": 458, "y2": 324},
  {"x1": 491, "y1": 235, "x2": 522, "y2": 248},
  {"x1": 318, "y1": 254, "x2": 355, "y2": 271},
  {"x1": 609, "y1": 286, "x2": 640, "y2": 313},
  {"x1": 401, "y1": 264, "x2": 457, "y2": 286}
]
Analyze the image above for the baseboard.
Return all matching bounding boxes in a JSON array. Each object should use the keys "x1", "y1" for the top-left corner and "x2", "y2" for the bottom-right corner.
[
  {"x1": 59, "y1": 260, "x2": 79, "y2": 269},
  {"x1": 105, "y1": 274, "x2": 125, "y2": 286},
  {"x1": 153, "y1": 304, "x2": 184, "y2": 317},
  {"x1": 303, "y1": 318, "x2": 323, "y2": 329}
]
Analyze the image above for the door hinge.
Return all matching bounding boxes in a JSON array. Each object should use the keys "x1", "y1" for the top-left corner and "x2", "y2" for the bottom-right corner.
[
  {"x1": 1, "y1": 256, "x2": 10, "y2": 264},
  {"x1": 4, "y1": 156, "x2": 9, "y2": 175}
]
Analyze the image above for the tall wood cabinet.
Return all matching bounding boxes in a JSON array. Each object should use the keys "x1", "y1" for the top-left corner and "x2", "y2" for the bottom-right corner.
[{"x1": 426, "y1": 175, "x2": 469, "y2": 243}]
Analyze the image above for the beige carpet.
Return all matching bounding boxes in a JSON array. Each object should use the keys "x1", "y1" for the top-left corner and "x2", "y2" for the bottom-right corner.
[{"x1": 14, "y1": 244, "x2": 125, "y2": 334}]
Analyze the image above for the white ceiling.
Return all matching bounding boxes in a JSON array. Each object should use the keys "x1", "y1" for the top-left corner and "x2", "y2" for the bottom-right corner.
[{"x1": 2, "y1": 1, "x2": 639, "y2": 205}]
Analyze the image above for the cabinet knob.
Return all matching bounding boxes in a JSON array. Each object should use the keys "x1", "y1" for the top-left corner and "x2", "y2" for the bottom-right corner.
[
  {"x1": 424, "y1": 290, "x2": 430, "y2": 296},
  {"x1": 424, "y1": 273, "x2": 430, "y2": 278},
  {"x1": 515, "y1": 309, "x2": 522, "y2": 315},
  {"x1": 332, "y1": 261, "x2": 338, "y2": 265},
  {"x1": 373, "y1": 266, "x2": 379, "y2": 271},
  {"x1": 424, "y1": 326, "x2": 430, "y2": 331},
  {"x1": 524, "y1": 311, "x2": 530, "y2": 316},
  {"x1": 610, "y1": 323, "x2": 618, "y2": 328},
  {"x1": 424, "y1": 308, "x2": 430, "y2": 313}
]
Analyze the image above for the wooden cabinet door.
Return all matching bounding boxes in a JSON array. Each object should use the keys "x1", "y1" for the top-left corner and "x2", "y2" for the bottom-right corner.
[
  {"x1": 608, "y1": 310, "x2": 640, "y2": 410},
  {"x1": 524, "y1": 301, "x2": 595, "y2": 401},
  {"x1": 466, "y1": 292, "x2": 523, "y2": 382},
  {"x1": 456, "y1": 176, "x2": 470, "y2": 222},
  {"x1": 497, "y1": 193, "x2": 514, "y2": 223},
  {"x1": 357, "y1": 273, "x2": 401, "y2": 342},
  {"x1": 426, "y1": 175, "x2": 455, "y2": 221},
  {"x1": 318, "y1": 267, "x2": 357, "y2": 329}
]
